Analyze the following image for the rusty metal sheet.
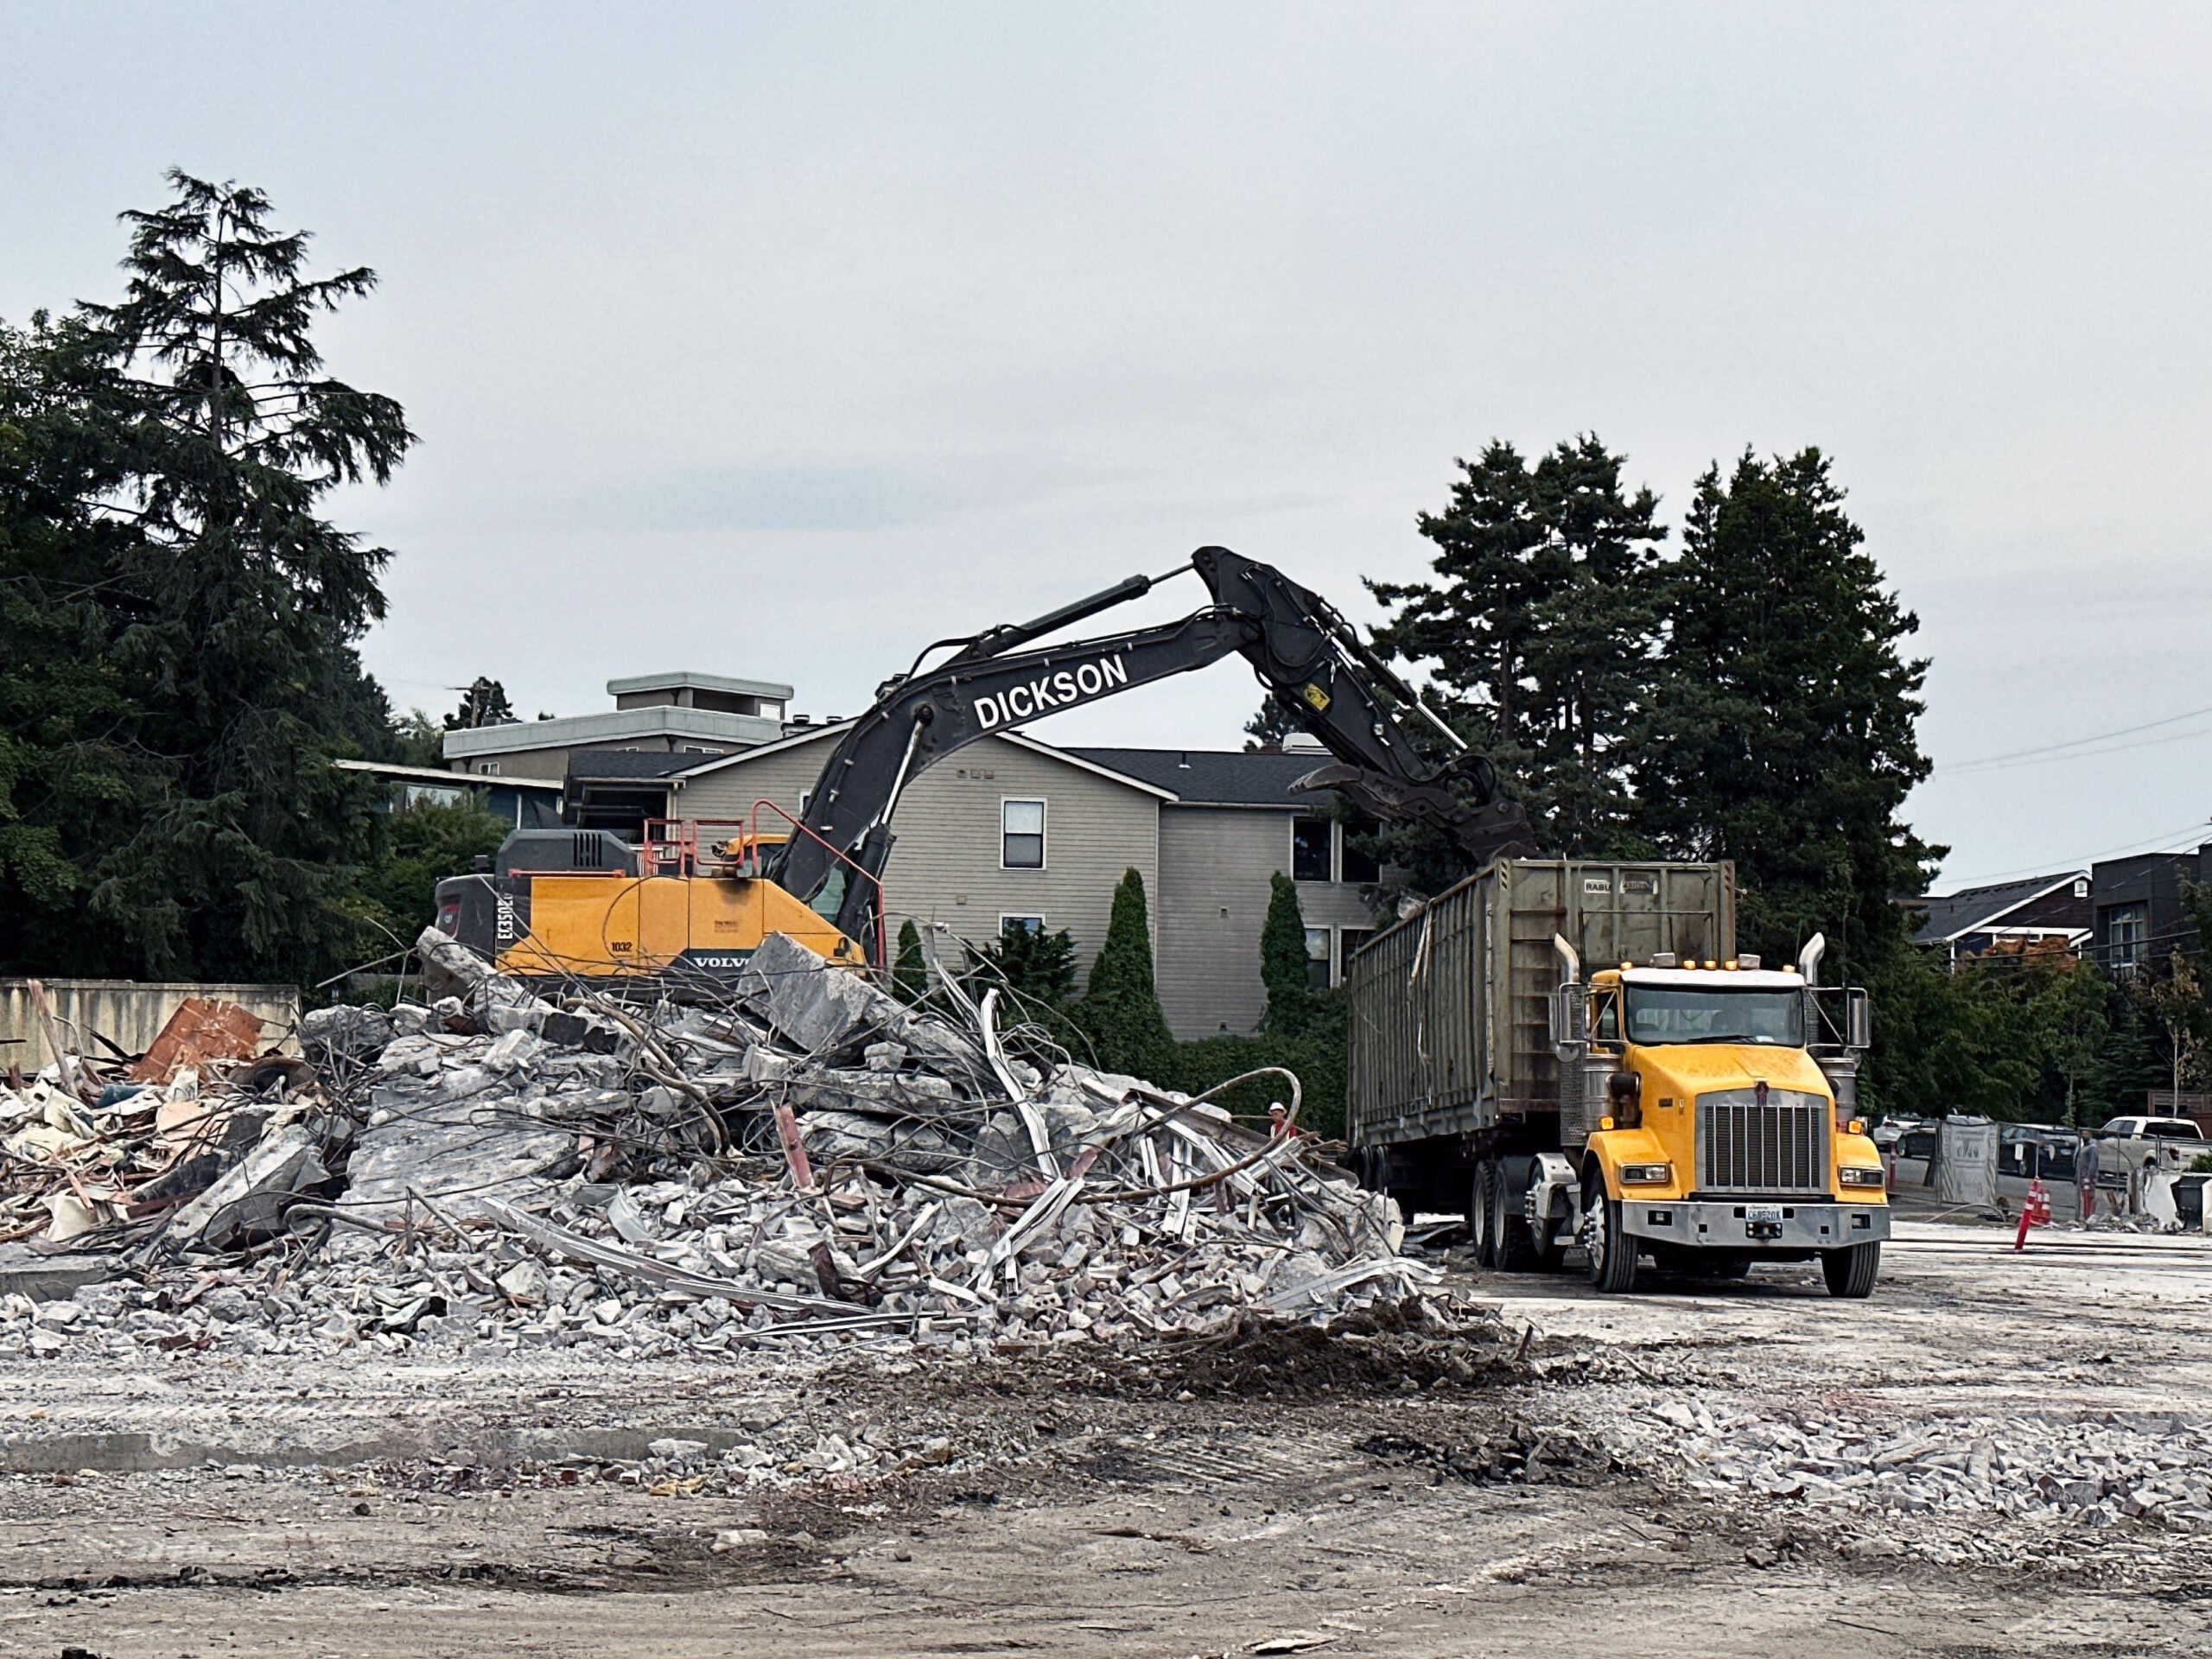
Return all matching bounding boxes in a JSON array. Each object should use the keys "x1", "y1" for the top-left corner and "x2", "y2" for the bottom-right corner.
[{"x1": 126, "y1": 998, "x2": 268, "y2": 1084}]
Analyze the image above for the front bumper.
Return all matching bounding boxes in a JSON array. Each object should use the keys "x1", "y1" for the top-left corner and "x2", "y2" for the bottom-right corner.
[{"x1": 1620, "y1": 1198, "x2": 1890, "y2": 1250}]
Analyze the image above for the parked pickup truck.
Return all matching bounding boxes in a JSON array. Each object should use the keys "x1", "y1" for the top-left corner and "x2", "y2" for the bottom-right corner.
[{"x1": 2093, "y1": 1116, "x2": 2207, "y2": 1175}]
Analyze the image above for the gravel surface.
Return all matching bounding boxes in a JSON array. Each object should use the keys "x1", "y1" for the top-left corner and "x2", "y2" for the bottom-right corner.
[{"x1": 3, "y1": 1219, "x2": 2210, "y2": 1656}]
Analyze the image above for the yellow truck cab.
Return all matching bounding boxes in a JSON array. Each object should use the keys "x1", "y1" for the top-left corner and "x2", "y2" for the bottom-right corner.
[{"x1": 1559, "y1": 944, "x2": 1889, "y2": 1296}]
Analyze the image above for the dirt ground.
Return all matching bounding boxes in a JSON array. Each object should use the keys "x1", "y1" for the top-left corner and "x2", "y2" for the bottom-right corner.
[{"x1": 4, "y1": 1217, "x2": 2210, "y2": 1658}]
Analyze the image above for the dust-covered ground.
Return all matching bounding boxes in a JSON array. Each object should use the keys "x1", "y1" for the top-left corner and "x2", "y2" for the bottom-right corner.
[{"x1": 4, "y1": 1217, "x2": 2209, "y2": 1657}]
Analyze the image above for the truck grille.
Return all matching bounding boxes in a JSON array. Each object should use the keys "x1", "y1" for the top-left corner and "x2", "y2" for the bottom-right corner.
[{"x1": 1696, "y1": 1088, "x2": 1827, "y2": 1194}]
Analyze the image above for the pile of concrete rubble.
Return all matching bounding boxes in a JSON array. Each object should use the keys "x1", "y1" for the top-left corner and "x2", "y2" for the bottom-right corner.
[
  {"x1": 1, "y1": 929, "x2": 1427, "y2": 1360},
  {"x1": 1602, "y1": 1395, "x2": 2212, "y2": 1560}
]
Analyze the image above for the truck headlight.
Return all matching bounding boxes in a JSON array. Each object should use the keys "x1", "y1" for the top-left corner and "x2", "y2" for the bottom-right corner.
[
  {"x1": 1839, "y1": 1165, "x2": 1885, "y2": 1188},
  {"x1": 1619, "y1": 1162, "x2": 1672, "y2": 1185}
]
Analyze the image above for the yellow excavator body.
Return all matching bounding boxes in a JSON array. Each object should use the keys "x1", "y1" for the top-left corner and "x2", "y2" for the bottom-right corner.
[{"x1": 490, "y1": 873, "x2": 865, "y2": 982}]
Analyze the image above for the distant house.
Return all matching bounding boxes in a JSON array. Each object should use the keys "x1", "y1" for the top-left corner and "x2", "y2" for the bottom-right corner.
[
  {"x1": 1910, "y1": 871, "x2": 2091, "y2": 966},
  {"x1": 2089, "y1": 842, "x2": 2212, "y2": 977},
  {"x1": 665, "y1": 731, "x2": 1386, "y2": 1040},
  {"x1": 332, "y1": 759, "x2": 563, "y2": 830},
  {"x1": 562, "y1": 750, "x2": 702, "y2": 841},
  {"x1": 441, "y1": 671, "x2": 794, "y2": 780}
]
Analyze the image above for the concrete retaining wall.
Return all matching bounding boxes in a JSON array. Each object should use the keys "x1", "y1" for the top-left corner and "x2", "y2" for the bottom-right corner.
[{"x1": 0, "y1": 979, "x2": 301, "y2": 1064}]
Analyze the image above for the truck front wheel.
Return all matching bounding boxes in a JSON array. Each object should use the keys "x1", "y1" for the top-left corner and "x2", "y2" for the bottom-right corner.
[
  {"x1": 1821, "y1": 1241, "x2": 1881, "y2": 1299},
  {"x1": 1580, "y1": 1175, "x2": 1637, "y2": 1294}
]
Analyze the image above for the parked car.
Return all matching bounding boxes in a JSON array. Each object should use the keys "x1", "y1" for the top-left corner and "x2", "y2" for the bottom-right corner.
[
  {"x1": 1892, "y1": 1126, "x2": 1938, "y2": 1162},
  {"x1": 1999, "y1": 1122, "x2": 2077, "y2": 1181},
  {"x1": 1871, "y1": 1117, "x2": 1929, "y2": 1152},
  {"x1": 2094, "y1": 1116, "x2": 2206, "y2": 1144}
]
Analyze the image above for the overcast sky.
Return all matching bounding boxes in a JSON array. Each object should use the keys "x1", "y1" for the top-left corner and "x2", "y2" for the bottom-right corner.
[{"x1": 5, "y1": 3, "x2": 2209, "y2": 891}]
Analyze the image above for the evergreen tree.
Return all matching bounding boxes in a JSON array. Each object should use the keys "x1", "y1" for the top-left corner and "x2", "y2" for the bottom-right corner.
[
  {"x1": 1633, "y1": 449, "x2": 1936, "y2": 980},
  {"x1": 891, "y1": 918, "x2": 928, "y2": 1004},
  {"x1": 446, "y1": 677, "x2": 517, "y2": 730},
  {"x1": 1259, "y1": 871, "x2": 1319, "y2": 1037},
  {"x1": 356, "y1": 798, "x2": 508, "y2": 950},
  {"x1": 388, "y1": 710, "x2": 446, "y2": 769},
  {"x1": 2091, "y1": 981, "x2": 2164, "y2": 1122},
  {"x1": 1368, "y1": 434, "x2": 1665, "y2": 866},
  {"x1": 1072, "y1": 869, "x2": 1177, "y2": 1079},
  {"x1": 2027, "y1": 957, "x2": 2110, "y2": 1126},
  {"x1": 0, "y1": 316, "x2": 169, "y2": 968},
  {"x1": 964, "y1": 918, "x2": 1079, "y2": 1009},
  {"x1": 0, "y1": 171, "x2": 413, "y2": 981},
  {"x1": 1243, "y1": 699, "x2": 1303, "y2": 751}
]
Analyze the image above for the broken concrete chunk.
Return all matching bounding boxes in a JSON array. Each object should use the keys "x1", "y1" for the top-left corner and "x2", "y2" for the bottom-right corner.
[
  {"x1": 300, "y1": 1002, "x2": 393, "y2": 1060},
  {"x1": 739, "y1": 931, "x2": 893, "y2": 1055},
  {"x1": 483, "y1": 1027, "x2": 544, "y2": 1075},
  {"x1": 494, "y1": 1258, "x2": 549, "y2": 1305},
  {"x1": 415, "y1": 925, "x2": 493, "y2": 997},
  {"x1": 0, "y1": 1244, "x2": 113, "y2": 1301},
  {"x1": 163, "y1": 1126, "x2": 321, "y2": 1249}
]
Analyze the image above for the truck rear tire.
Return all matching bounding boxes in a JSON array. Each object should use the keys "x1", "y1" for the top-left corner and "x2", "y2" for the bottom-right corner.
[
  {"x1": 1490, "y1": 1163, "x2": 1540, "y2": 1273},
  {"x1": 1821, "y1": 1241, "x2": 1881, "y2": 1299},
  {"x1": 1582, "y1": 1181, "x2": 1637, "y2": 1294},
  {"x1": 1469, "y1": 1162, "x2": 1497, "y2": 1268}
]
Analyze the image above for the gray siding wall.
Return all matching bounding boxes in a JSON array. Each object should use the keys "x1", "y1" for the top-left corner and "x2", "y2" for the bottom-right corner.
[
  {"x1": 675, "y1": 735, "x2": 1160, "y2": 976},
  {"x1": 1156, "y1": 806, "x2": 1281, "y2": 1038},
  {"x1": 1155, "y1": 806, "x2": 1387, "y2": 1040},
  {"x1": 672, "y1": 734, "x2": 840, "y2": 827}
]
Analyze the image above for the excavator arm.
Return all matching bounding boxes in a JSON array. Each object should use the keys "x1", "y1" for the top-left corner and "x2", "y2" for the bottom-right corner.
[{"x1": 767, "y1": 545, "x2": 1535, "y2": 956}]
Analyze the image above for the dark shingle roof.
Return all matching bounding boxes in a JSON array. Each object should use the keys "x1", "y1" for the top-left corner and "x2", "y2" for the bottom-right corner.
[
  {"x1": 1065, "y1": 747, "x2": 1334, "y2": 808},
  {"x1": 564, "y1": 750, "x2": 709, "y2": 781},
  {"x1": 1910, "y1": 874, "x2": 2081, "y2": 944}
]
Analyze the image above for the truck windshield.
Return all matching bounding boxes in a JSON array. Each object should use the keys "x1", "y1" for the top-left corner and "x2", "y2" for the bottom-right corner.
[{"x1": 1625, "y1": 987, "x2": 1802, "y2": 1046}]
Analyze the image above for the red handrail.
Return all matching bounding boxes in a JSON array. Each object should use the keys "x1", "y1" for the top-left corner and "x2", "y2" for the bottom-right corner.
[{"x1": 638, "y1": 809, "x2": 887, "y2": 969}]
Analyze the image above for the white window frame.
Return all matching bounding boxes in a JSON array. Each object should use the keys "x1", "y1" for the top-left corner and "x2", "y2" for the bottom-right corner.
[
  {"x1": 1001, "y1": 797, "x2": 1047, "y2": 870},
  {"x1": 475, "y1": 760, "x2": 502, "y2": 777},
  {"x1": 998, "y1": 913, "x2": 1046, "y2": 937}
]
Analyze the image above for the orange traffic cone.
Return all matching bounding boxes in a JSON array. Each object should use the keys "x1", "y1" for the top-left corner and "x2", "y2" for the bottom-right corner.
[{"x1": 2013, "y1": 1177, "x2": 2052, "y2": 1252}]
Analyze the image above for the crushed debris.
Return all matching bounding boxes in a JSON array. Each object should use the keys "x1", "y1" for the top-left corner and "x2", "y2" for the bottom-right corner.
[
  {"x1": 1602, "y1": 1396, "x2": 2212, "y2": 1560},
  {"x1": 0, "y1": 928, "x2": 1432, "y2": 1363}
]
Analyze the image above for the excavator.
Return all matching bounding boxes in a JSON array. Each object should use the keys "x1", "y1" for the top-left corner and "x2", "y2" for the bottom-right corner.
[{"x1": 432, "y1": 546, "x2": 1535, "y2": 982}]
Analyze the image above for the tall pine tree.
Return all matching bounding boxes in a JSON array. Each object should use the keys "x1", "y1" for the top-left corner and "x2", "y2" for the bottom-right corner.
[
  {"x1": 1259, "y1": 872, "x2": 1319, "y2": 1038},
  {"x1": 0, "y1": 171, "x2": 414, "y2": 981},
  {"x1": 1368, "y1": 434, "x2": 1664, "y2": 868},
  {"x1": 1072, "y1": 870, "x2": 1177, "y2": 1080},
  {"x1": 1632, "y1": 449, "x2": 1936, "y2": 980}
]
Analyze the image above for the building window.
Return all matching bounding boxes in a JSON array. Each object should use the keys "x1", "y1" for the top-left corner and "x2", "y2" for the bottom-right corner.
[
  {"x1": 475, "y1": 760, "x2": 501, "y2": 777},
  {"x1": 2106, "y1": 903, "x2": 2148, "y2": 967},
  {"x1": 1000, "y1": 914, "x2": 1044, "y2": 936},
  {"x1": 1291, "y1": 817, "x2": 1332, "y2": 882},
  {"x1": 1338, "y1": 928, "x2": 1373, "y2": 982},
  {"x1": 1340, "y1": 815, "x2": 1380, "y2": 884},
  {"x1": 1002, "y1": 799, "x2": 1046, "y2": 868},
  {"x1": 1303, "y1": 926, "x2": 1332, "y2": 991}
]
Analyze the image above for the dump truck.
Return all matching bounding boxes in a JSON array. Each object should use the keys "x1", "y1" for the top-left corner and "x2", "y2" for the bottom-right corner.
[{"x1": 1345, "y1": 859, "x2": 1889, "y2": 1296}]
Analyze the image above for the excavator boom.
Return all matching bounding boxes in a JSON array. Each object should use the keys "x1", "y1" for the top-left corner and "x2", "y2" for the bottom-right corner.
[{"x1": 769, "y1": 546, "x2": 1535, "y2": 955}]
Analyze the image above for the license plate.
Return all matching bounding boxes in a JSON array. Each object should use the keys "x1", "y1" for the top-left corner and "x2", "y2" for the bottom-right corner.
[{"x1": 1745, "y1": 1205, "x2": 1784, "y2": 1224}]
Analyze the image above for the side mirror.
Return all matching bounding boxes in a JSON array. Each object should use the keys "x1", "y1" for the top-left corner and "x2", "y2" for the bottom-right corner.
[
  {"x1": 1847, "y1": 988, "x2": 1872, "y2": 1051},
  {"x1": 1549, "y1": 986, "x2": 1589, "y2": 1051}
]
